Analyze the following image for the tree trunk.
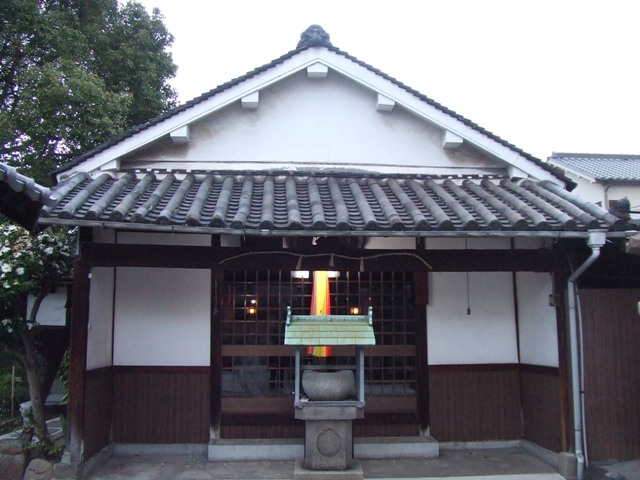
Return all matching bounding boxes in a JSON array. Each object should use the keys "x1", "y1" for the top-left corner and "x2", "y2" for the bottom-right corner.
[{"x1": 20, "y1": 331, "x2": 50, "y2": 443}]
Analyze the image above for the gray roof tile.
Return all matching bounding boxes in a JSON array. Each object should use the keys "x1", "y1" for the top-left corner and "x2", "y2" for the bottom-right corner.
[
  {"x1": 0, "y1": 163, "x2": 52, "y2": 230},
  {"x1": 549, "y1": 152, "x2": 640, "y2": 182},
  {"x1": 39, "y1": 171, "x2": 629, "y2": 232}
]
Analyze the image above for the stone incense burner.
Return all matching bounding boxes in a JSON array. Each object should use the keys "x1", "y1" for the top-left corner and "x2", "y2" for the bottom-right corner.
[{"x1": 284, "y1": 306, "x2": 376, "y2": 478}]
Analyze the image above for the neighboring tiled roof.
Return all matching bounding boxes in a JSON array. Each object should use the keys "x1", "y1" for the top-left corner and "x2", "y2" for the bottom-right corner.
[
  {"x1": 549, "y1": 152, "x2": 640, "y2": 182},
  {"x1": 38, "y1": 171, "x2": 627, "y2": 233},
  {"x1": 0, "y1": 163, "x2": 52, "y2": 230},
  {"x1": 52, "y1": 28, "x2": 569, "y2": 185}
]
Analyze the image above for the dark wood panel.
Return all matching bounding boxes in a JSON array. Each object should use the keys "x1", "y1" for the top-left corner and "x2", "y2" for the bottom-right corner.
[
  {"x1": 429, "y1": 364, "x2": 521, "y2": 442},
  {"x1": 83, "y1": 367, "x2": 113, "y2": 458},
  {"x1": 580, "y1": 289, "x2": 640, "y2": 460},
  {"x1": 112, "y1": 366, "x2": 210, "y2": 444},
  {"x1": 520, "y1": 364, "x2": 562, "y2": 452}
]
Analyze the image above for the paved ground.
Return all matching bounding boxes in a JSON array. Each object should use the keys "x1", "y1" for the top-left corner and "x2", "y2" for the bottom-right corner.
[{"x1": 83, "y1": 447, "x2": 563, "y2": 480}]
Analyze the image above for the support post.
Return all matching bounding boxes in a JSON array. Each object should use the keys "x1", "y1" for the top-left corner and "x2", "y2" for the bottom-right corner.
[{"x1": 68, "y1": 255, "x2": 91, "y2": 462}]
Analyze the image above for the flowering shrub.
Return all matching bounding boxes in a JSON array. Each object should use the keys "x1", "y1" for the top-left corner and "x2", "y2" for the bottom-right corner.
[
  {"x1": 0, "y1": 223, "x2": 72, "y2": 339},
  {"x1": 0, "y1": 223, "x2": 73, "y2": 445}
]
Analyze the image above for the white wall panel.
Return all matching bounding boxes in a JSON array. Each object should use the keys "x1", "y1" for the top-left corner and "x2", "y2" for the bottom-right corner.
[
  {"x1": 427, "y1": 272, "x2": 518, "y2": 365},
  {"x1": 114, "y1": 267, "x2": 210, "y2": 366},
  {"x1": 516, "y1": 272, "x2": 559, "y2": 367},
  {"x1": 87, "y1": 268, "x2": 114, "y2": 370},
  {"x1": 365, "y1": 237, "x2": 415, "y2": 250},
  {"x1": 28, "y1": 287, "x2": 67, "y2": 327}
]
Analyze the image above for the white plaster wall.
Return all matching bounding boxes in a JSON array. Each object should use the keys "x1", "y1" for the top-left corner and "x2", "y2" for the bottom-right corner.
[
  {"x1": 116, "y1": 231, "x2": 211, "y2": 246},
  {"x1": 113, "y1": 267, "x2": 210, "y2": 366},
  {"x1": 427, "y1": 272, "x2": 518, "y2": 365},
  {"x1": 27, "y1": 288, "x2": 67, "y2": 327},
  {"x1": 86, "y1": 268, "x2": 115, "y2": 370},
  {"x1": 516, "y1": 272, "x2": 559, "y2": 367},
  {"x1": 124, "y1": 71, "x2": 501, "y2": 176},
  {"x1": 365, "y1": 237, "x2": 415, "y2": 250}
]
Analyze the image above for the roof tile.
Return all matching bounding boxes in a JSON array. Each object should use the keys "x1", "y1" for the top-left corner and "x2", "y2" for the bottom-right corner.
[
  {"x1": 549, "y1": 153, "x2": 640, "y2": 182},
  {"x1": 40, "y1": 171, "x2": 630, "y2": 232}
]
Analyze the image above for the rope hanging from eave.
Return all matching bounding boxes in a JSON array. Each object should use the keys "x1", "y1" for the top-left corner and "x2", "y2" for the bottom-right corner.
[{"x1": 218, "y1": 251, "x2": 433, "y2": 270}]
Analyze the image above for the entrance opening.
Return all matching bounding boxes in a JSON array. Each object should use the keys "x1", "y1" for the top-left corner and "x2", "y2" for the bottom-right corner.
[{"x1": 217, "y1": 270, "x2": 420, "y2": 438}]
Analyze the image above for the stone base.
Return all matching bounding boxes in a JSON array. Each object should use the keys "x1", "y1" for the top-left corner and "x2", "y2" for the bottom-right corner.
[
  {"x1": 557, "y1": 452, "x2": 577, "y2": 480},
  {"x1": 304, "y1": 419, "x2": 353, "y2": 470},
  {"x1": 294, "y1": 458, "x2": 363, "y2": 480},
  {"x1": 0, "y1": 439, "x2": 26, "y2": 480}
]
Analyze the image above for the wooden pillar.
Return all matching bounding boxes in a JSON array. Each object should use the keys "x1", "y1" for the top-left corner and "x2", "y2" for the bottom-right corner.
[
  {"x1": 414, "y1": 270, "x2": 429, "y2": 432},
  {"x1": 554, "y1": 264, "x2": 571, "y2": 452},
  {"x1": 68, "y1": 255, "x2": 91, "y2": 462},
  {"x1": 210, "y1": 269, "x2": 223, "y2": 438}
]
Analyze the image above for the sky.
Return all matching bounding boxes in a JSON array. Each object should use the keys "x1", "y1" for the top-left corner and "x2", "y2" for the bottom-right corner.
[{"x1": 136, "y1": 0, "x2": 640, "y2": 161}]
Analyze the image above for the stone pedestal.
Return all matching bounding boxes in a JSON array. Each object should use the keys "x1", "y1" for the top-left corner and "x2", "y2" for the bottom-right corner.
[{"x1": 295, "y1": 402, "x2": 364, "y2": 472}]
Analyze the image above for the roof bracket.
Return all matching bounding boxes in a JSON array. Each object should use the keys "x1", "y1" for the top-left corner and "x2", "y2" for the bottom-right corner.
[
  {"x1": 442, "y1": 130, "x2": 463, "y2": 150},
  {"x1": 376, "y1": 93, "x2": 395, "y2": 112},
  {"x1": 170, "y1": 125, "x2": 190, "y2": 144},
  {"x1": 307, "y1": 62, "x2": 328, "y2": 79},
  {"x1": 241, "y1": 91, "x2": 260, "y2": 110}
]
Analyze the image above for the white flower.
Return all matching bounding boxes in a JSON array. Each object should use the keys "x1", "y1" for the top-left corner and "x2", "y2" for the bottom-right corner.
[
  {"x1": 1, "y1": 263, "x2": 11, "y2": 273},
  {"x1": 15, "y1": 267, "x2": 24, "y2": 276},
  {"x1": 44, "y1": 247, "x2": 54, "y2": 255},
  {"x1": 6, "y1": 326, "x2": 13, "y2": 333}
]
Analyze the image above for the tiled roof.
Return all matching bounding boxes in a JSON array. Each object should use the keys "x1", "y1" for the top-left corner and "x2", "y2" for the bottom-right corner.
[
  {"x1": 38, "y1": 171, "x2": 627, "y2": 233},
  {"x1": 52, "y1": 30, "x2": 569, "y2": 186},
  {"x1": 0, "y1": 163, "x2": 52, "y2": 204},
  {"x1": 285, "y1": 306, "x2": 375, "y2": 346},
  {"x1": 549, "y1": 153, "x2": 640, "y2": 182},
  {"x1": 0, "y1": 163, "x2": 52, "y2": 230}
]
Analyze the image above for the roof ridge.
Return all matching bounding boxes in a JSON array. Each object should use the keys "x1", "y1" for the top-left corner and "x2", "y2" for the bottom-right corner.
[{"x1": 551, "y1": 152, "x2": 640, "y2": 159}]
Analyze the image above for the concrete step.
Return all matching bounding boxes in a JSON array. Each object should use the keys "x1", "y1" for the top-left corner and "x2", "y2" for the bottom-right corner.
[{"x1": 208, "y1": 436, "x2": 439, "y2": 461}]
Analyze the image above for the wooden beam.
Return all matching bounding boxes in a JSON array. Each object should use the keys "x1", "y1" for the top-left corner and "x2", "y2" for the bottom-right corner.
[{"x1": 82, "y1": 242, "x2": 564, "y2": 272}]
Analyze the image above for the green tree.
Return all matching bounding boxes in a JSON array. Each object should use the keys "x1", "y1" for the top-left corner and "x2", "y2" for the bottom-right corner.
[
  {"x1": 0, "y1": 0, "x2": 177, "y2": 184},
  {"x1": 0, "y1": 223, "x2": 72, "y2": 452}
]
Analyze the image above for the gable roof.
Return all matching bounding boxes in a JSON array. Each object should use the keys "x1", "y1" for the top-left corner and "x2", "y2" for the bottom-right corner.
[
  {"x1": 548, "y1": 152, "x2": 640, "y2": 183},
  {"x1": 52, "y1": 26, "x2": 571, "y2": 187},
  {"x1": 38, "y1": 170, "x2": 628, "y2": 235}
]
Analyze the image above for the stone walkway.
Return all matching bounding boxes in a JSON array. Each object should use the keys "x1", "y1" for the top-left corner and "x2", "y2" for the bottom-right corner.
[{"x1": 83, "y1": 446, "x2": 562, "y2": 480}]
